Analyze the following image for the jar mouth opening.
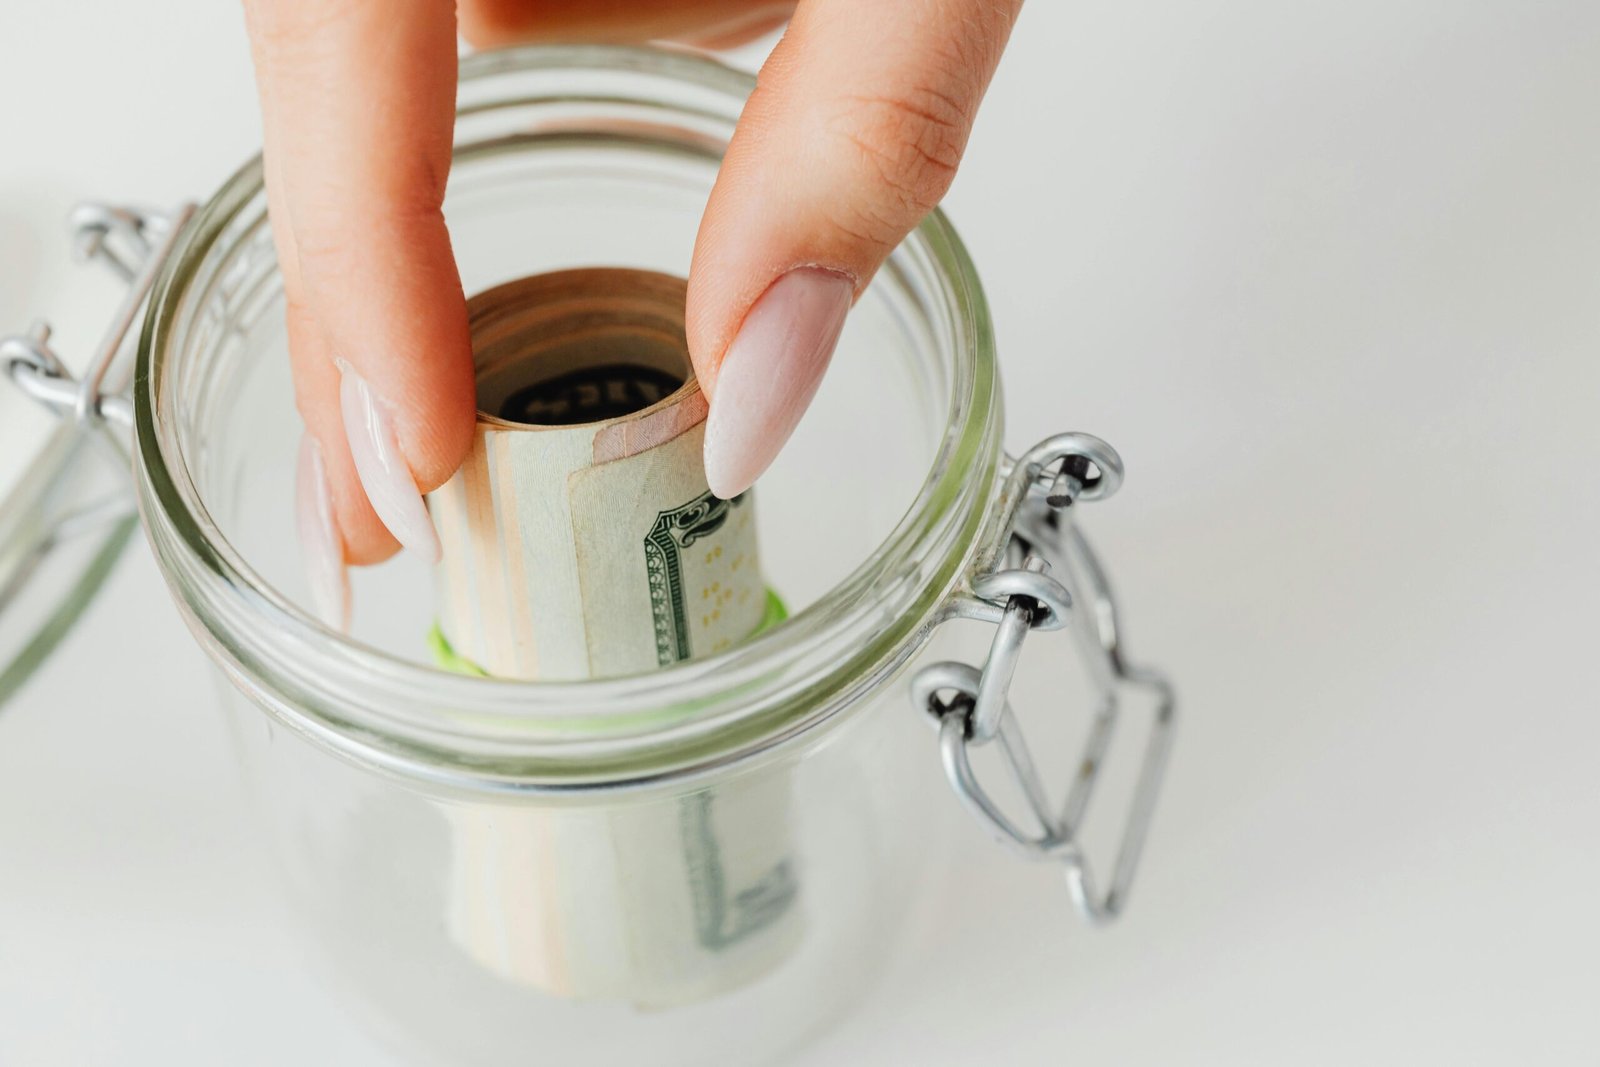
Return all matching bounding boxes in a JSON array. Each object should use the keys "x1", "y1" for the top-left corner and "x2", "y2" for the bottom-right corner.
[{"x1": 134, "y1": 45, "x2": 1002, "y2": 786}]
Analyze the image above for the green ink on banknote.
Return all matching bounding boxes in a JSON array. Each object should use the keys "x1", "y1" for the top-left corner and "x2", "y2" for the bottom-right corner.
[{"x1": 644, "y1": 490, "x2": 750, "y2": 667}]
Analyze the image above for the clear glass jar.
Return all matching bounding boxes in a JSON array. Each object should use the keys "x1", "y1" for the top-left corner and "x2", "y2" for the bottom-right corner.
[
  {"x1": 3, "y1": 43, "x2": 1172, "y2": 1067},
  {"x1": 136, "y1": 45, "x2": 1001, "y2": 1067}
]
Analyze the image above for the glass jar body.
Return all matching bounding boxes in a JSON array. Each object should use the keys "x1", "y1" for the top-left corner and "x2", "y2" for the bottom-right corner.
[
  {"x1": 133, "y1": 44, "x2": 1003, "y2": 1064},
  {"x1": 220, "y1": 648, "x2": 958, "y2": 1066}
]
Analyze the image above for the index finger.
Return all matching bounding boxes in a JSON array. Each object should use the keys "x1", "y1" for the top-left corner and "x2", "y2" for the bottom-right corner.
[{"x1": 244, "y1": 0, "x2": 475, "y2": 576}]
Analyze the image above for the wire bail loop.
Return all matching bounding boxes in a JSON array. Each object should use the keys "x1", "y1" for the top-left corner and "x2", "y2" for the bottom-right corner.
[
  {"x1": 2, "y1": 202, "x2": 195, "y2": 431},
  {"x1": 911, "y1": 433, "x2": 1176, "y2": 926}
]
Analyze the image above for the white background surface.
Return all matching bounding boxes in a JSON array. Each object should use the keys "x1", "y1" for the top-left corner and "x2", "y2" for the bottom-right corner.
[{"x1": 4, "y1": 2, "x2": 1600, "y2": 1063}]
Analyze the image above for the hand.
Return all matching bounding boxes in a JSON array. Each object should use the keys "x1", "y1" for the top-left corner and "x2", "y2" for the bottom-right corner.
[{"x1": 243, "y1": 0, "x2": 1022, "y2": 629}]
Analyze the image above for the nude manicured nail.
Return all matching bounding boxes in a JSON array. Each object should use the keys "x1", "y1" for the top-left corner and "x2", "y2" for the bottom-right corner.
[
  {"x1": 337, "y1": 360, "x2": 442, "y2": 563},
  {"x1": 703, "y1": 268, "x2": 854, "y2": 499},
  {"x1": 296, "y1": 435, "x2": 351, "y2": 631}
]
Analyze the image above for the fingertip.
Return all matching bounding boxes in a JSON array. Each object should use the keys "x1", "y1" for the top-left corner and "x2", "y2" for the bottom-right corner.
[
  {"x1": 323, "y1": 426, "x2": 404, "y2": 568},
  {"x1": 337, "y1": 361, "x2": 444, "y2": 564},
  {"x1": 702, "y1": 407, "x2": 748, "y2": 501},
  {"x1": 400, "y1": 348, "x2": 479, "y2": 494},
  {"x1": 284, "y1": 299, "x2": 402, "y2": 567},
  {"x1": 700, "y1": 267, "x2": 852, "y2": 498}
]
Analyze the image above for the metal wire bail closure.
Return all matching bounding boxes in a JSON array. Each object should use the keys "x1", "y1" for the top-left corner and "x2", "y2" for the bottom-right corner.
[
  {"x1": 911, "y1": 433, "x2": 1176, "y2": 926},
  {"x1": 1, "y1": 203, "x2": 195, "y2": 431}
]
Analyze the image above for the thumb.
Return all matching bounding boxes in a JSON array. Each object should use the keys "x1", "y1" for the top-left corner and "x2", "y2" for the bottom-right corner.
[{"x1": 687, "y1": 0, "x2": 1022, "y2": 498}]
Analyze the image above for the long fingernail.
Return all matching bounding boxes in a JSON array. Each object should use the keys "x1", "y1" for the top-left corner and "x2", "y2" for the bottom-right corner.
[
  {"x1": 296, "y1": 435, "x2": 351, "y2": 631},
  {"x1": 337, "y1": 360, "x2": 442, "y2": 563},
  {"x1": 703, "y1": 267, "x2": 854, "y2": 498}
]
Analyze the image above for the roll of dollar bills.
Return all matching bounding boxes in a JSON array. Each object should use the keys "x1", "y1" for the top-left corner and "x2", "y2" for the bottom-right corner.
[
  {"x1": 428, "y1": 269, "x2": 800, "y2": 1005},
  {"x1": 432, "y1": 269, "x2": 771, "y2": 678}
]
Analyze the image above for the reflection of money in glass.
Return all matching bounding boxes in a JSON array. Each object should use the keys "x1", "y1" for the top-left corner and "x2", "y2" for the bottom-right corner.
[
  {"x1": 428, "y1": 269, "x2": 801, "y2": 1005},
  {"x1": 680, "y1": 793, "x2": 798, "y2": 947}
]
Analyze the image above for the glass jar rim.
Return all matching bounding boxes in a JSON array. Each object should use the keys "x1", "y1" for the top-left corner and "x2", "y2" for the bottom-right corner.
[{"x1": 134, "y1": 44, "x2": 1004, "y2": 790}]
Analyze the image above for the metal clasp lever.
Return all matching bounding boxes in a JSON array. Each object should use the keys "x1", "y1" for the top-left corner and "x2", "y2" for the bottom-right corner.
[
  {"x1": 911, "y1": 433, "x2": 1177, "y2": 926},
  {"x1": 2, "y1": 203, "x2": 195, "y2": 430}
]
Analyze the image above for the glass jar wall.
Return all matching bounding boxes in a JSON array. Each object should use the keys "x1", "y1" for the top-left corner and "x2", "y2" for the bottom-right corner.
[
  {"x1": 133, "y1": 45, "x2": 1003, "y2": 1065},
  {"x1": 223, "y1": 660, "x2": 952, "y2": 1065}
]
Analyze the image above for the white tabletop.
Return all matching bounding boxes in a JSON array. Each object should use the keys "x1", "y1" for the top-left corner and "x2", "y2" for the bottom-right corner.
[{"x1": 4, "y1": 2, "x2": 1599, "y2": 1063}]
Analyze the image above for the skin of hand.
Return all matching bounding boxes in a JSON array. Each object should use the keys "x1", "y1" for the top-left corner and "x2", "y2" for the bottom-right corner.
[{"x1": 244, "y1": 0, "x2": 1023, "y2": 630}]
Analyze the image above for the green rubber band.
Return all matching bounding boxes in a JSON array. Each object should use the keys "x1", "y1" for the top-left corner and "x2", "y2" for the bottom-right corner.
[
  {"x1": 430, "y1": 586, "x2": 790, "y2": 678},
  {"x1": 428, "y1": 622, "x2": 490, "y2": 676},
  {"x1": 756, "y1": 586, "x2": 789, "y2": 635}
]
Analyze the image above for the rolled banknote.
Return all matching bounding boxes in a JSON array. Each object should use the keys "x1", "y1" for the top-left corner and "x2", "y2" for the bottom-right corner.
[
  {"x1": 432, "y1": 269, "x2": 769, "y2": 677},
  {"x1": 428, "y1": 269, "x2": 800, "y2": 1005}
]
